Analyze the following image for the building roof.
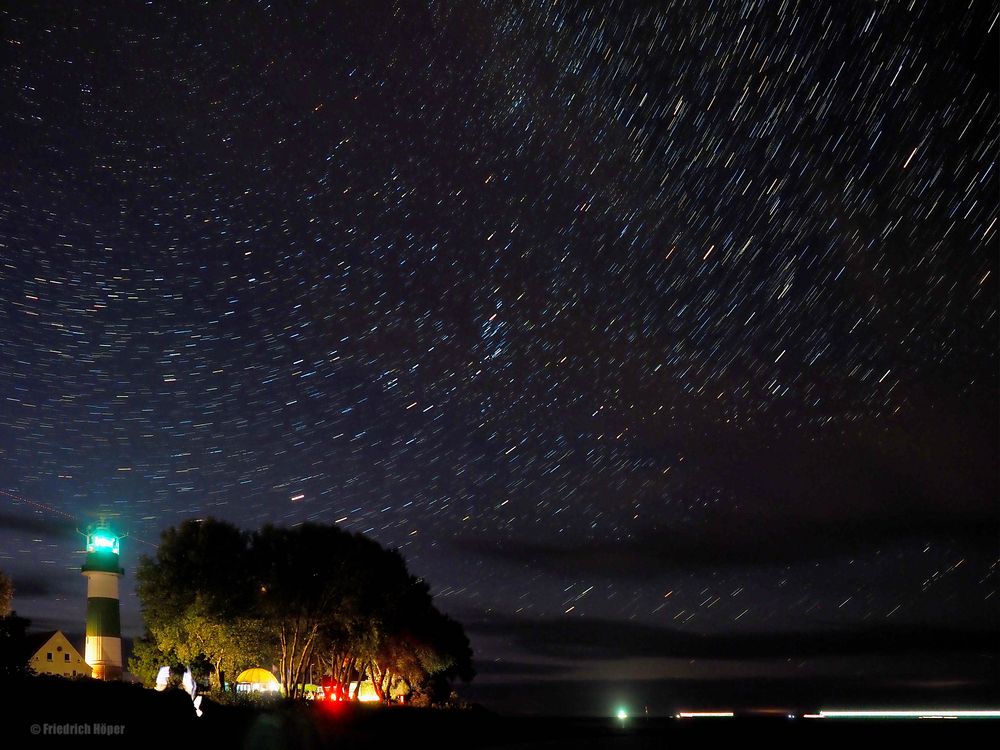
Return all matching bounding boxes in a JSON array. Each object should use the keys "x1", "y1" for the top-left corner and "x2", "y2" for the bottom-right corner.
[
  {"x1": 23, "y1": 629, "x2": 86, "y2": 661},
  {"x1": 22, "y1": 630, "x2": 59, "y2": 659}
]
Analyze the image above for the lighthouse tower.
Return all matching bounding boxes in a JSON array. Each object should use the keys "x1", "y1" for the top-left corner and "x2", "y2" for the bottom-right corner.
[{"x1": 81, "y1": 523, "x2": 124, "y2": 680}]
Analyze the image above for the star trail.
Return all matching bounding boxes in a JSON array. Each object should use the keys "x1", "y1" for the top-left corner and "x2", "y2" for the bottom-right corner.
[{"x1": 0, "y1": 0, "x2": 997, "y2": 710}]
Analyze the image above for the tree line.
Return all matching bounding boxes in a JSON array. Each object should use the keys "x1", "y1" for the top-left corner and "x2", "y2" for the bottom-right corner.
[
  {"x1": 0, "y1": 569, "x2": 32, "y2": 679},
  {"x1": 133, "y1": 519, "x2": 473, "y2": 703}
]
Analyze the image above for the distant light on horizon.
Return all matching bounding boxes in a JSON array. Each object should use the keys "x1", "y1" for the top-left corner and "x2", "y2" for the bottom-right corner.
[
  {"x1": 819, "y1": 709, "x2": 1000, "y2": 720},
  {"x1": 676, "y1": 712, "x2": 735, "y2": 719}
]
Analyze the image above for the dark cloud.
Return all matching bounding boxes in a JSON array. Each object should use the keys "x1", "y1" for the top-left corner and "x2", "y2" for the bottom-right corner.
[
  {"x1": 473, "y1": 660, "x2": 572, "y2": 678},
  {"x1": 457, "y1": 402, "x2": 999, "y2": 572},
  {"x1": 7, "y1": 570, "x2": 80, "y2": 598},
  {"x1": 467, "y1": 614, "x2": 999, "y2": 663},
  {"x1": 8, "y1": 574, "x2": 55, "y2": 598},
  {"x1": 0, "y1": 510, "x2": 78, "y2": 540},
  {"x1": 691, "y1": 395, "x2": 999, "y2": 524},
  {"x1": 459, "y1": 510, "x2": 997, "y2": 575}
]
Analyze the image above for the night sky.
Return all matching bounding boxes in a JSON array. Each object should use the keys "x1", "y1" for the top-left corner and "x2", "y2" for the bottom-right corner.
[{"x1": 1, "y1": 0, "x2": 997, "y2": 715}]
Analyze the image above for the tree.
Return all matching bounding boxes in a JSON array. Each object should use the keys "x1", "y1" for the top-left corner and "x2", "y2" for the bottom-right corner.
[
  {"x1": 0, "y1": 570, "x2": 31, "y2": 679},
  {"x1": 137, "y1": 519, "x2": 270, "y2": 690},
  {"x1": 422, "y1": 610, "x2": 475, "y2": 704},
  {"x1": 313, "y1": 532, "x2": 415, "y2": 701},
  {"x1": 364, "y1": 578, "x2": 474, "y2": 704},
  {"x1": 252, "y1": 523, "x2": 374, "y2": 699},
  {"x1": 0, "y1": 611, "x2": 31, "y2": 678},
  {"x1": 0, "y1": 569, "x2": 12, "y2": 616},
  {"x1": 138, "y1": 518, "x2": 475, "y2": 703},
  {"x1": 128, "y1": 631, "x2": 179, "y2": 687}
]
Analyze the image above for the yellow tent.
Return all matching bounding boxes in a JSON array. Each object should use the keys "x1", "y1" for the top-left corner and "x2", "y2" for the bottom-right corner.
[{"x1": 235, "y1": 667, "x2": 280, "y2": 693}]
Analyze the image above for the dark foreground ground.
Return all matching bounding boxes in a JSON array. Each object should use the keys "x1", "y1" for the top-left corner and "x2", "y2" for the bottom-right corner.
[{"x1": 10, "y1": 675, "x2": 999, "y2": 748}]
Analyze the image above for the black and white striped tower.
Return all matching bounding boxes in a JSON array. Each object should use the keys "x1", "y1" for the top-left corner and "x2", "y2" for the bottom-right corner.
[{"x1": 81, "y1": 523, "x2": 124, "y2": 680}]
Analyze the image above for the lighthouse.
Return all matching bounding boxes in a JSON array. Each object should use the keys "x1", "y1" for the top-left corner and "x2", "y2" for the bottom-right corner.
[{"x1": 81, "y1": 523, "x2": 124, "y2": 680}]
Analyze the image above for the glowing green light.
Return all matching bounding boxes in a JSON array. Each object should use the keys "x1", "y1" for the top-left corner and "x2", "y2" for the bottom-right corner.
[
  {"x1": 616, "y1": 708, "x2": 628, "y2": 721},
  {"x1": 87, "y1": 532, "x2": 120, "y2": 555}
]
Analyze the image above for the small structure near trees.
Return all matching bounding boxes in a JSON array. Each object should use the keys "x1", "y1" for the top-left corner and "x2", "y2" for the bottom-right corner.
[
  {"x1": 25, "y1": 630, "x2": 90, "y2": 678},
  {"x1": 234, "y1": 667, "x2": 280, "y2": 694}
]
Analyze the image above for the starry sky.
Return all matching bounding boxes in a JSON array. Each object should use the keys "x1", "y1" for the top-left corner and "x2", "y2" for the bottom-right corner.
[{"x1": 1, "y1": 0, "x2": 997, "y2": 715}]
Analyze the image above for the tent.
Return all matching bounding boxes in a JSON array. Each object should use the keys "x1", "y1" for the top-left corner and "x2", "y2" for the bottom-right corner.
[{"x1": 235, "y1": 667, "x2": 280, "y2": 693}]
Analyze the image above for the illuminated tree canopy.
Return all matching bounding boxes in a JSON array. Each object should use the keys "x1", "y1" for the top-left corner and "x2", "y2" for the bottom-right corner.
[{"x1": 136, "y1": 518, "x2": 473, "y2": 701}]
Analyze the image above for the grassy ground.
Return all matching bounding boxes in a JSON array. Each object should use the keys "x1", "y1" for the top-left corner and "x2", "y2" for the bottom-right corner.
[{"x1": 9, "y1": 675, "x2": 995, "y2": 748}]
